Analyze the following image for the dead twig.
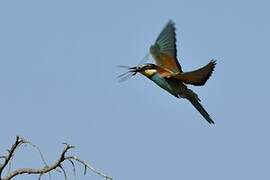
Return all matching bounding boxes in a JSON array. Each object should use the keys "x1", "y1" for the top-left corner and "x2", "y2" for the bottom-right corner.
[{"x1": 0, "y1": 136, "x2": 112, "y2": 180}]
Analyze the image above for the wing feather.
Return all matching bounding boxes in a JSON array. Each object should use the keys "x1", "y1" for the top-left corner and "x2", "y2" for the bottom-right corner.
[{"x1": 151, "y1": 20, "x2": 182, "y2": 73}]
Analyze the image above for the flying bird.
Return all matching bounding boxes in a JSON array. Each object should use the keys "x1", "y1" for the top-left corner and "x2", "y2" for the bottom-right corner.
[{"x1": 119, "y1": 20, "x2": 216, "y2": 124}]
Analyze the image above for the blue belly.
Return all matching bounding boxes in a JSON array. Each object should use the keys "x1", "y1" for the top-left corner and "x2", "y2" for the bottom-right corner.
[{"x1": 149, "y1": 74, "x2": 178, "y2": 97}]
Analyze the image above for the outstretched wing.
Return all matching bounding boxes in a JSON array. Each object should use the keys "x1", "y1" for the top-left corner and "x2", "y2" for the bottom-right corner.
[
  {"x1": 150, "y1": 20, "x2": 182, "y2": 73},
  {"x1": 173, "y1": 60, "x2": 216, "y2": 86}
]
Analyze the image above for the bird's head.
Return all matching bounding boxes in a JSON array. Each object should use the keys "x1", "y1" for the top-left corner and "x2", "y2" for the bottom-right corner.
[{"x1": 118, "y1": 63, "x2": 158, "y2": 82}]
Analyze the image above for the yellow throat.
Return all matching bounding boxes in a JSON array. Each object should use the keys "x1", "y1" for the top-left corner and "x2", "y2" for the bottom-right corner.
[{"x1": 142, "y1": 69, "x2": 157, "y2": 77}]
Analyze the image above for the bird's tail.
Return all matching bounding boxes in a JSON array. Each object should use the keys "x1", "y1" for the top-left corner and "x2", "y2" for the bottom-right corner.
[
  {"x1": 174, "y1": 60, "x2": 216, "y2": 86},
  {"x1": 185, "y1": 90, "x2": 214, "y2": 124}
]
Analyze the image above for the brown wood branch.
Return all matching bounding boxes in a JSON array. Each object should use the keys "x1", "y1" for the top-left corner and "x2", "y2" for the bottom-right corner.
[
  {"x1": 0, "y1": 136, "x2": 112, "y2": 180},
  {"x1": 0, "y1": 136, "x2": 25, "y2": 178},
  {"x1": 2, "y1": 144, "x2": 73, "y2": 180},
  {"x1": 66, "y1": 156, "x2": 113, "y2": 180}
]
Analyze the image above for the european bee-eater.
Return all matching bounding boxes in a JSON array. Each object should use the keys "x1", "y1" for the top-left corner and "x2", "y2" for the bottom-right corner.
[{"x1": 120, "y1": 20, "x2": 216, "y2": 124}]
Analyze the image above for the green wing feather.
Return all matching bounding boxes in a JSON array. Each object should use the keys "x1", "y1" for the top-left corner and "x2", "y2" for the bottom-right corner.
[{"x1": 154, "y1": 20, "x2": 182, "y2": 72}]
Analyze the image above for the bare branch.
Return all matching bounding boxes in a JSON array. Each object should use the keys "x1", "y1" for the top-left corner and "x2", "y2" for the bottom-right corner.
[
  {"x1": 23, "y1": 140, "x2": 49, "y2": 167},
  {"x1": 0, "y1": 136, "x2": 26, "y2": 178},
  {"x1": 59, "y1": 165, "x2": 68, "y2": 180},
  {"x1": 67, "y1": 159, "x2": 76, "y2": 179},
  {"x1": 38, "y1": 173, "x2": 43, "y2": 180},
  {"x1": 66, "y1": 156, "x2": 113, "y2": 180},
  {"x1": 0, "y1": 136, "x2": 112, "y2": 180}
]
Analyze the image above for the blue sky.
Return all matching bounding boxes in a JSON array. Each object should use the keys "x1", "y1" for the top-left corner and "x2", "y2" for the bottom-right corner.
[{"x1": 0, "y1": 0, "x2": 269, "y2": 180}]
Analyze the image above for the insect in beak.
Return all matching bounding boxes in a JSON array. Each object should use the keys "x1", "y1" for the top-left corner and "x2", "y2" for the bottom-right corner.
[{"x1": 117, "y1": 65, "x2": 140, "y2": 82}]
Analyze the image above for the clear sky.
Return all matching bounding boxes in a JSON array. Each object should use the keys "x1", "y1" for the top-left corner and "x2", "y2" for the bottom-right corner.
[{"x1": 0, "y1": 0, "x2": 269, "y2": 180}]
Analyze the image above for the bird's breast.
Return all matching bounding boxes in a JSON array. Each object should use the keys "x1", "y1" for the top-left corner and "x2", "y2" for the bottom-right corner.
[{"x1": 150, "y1": 74, "x2": 173, "y2": 91}]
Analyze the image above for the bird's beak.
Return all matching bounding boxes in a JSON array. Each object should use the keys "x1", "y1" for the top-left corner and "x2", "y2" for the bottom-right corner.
[
  {"x1": 128, "y1": 66, "x2": 140, "y2": 75},
  {"x1": 117, "y1": 65, "x2": 141, "y2": 82}
]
